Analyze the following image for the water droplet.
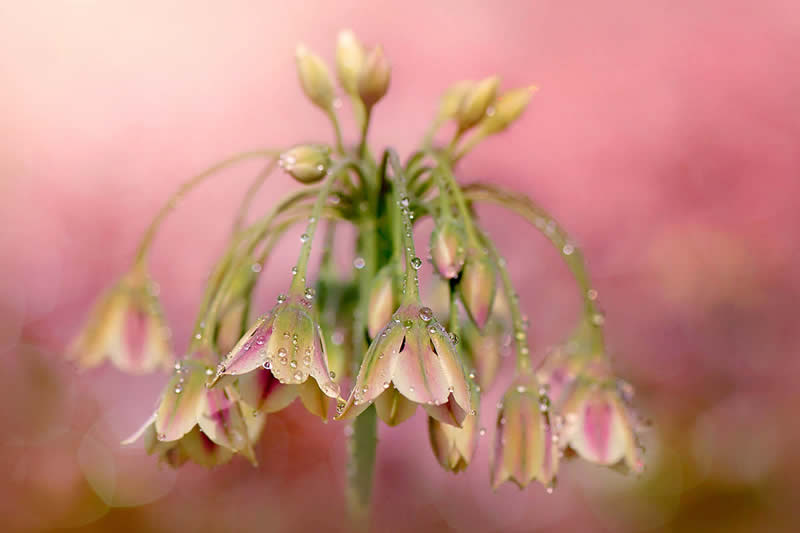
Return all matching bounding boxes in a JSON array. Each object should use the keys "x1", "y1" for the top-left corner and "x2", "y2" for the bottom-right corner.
[
  {"x1": 403, "y1": 319, "x2": 413, "y2": 329},
  {"x1": 290, "y1": 360, "x2": 298, "y2": 369},
  {"x1": 174, "y1": 362, "x2": 182, "y2": 371},
  {"x1": 411, "y1": 257, "x2": 423, "y2": 270},
  {"x1": 293, "y1": 371, "x2": 303, "y2": 381},
  {"x1": 353, "y1": 257, "x2": 366, "y2": 269},
  {"x1": 418, "y1": 307, "x2": 433, "y2": 321},
  {"x1": 448, "y1": 332, "x2": 459, "y2": 345},
  {"x1": 251, "y1": 263, "x2": 262, "y2": 273},
  {"x1": 255, "y1": 335, "x2": 266, "y2": 346},
  {"x1": 591, "y1": 313, "x2": 605, "y2": 326},
  {"x1": 479, "y1": 427, "x2": 486, "y2": 436},
  {"x1": 277, "y1": 294, "x2": 287, "y2": 303},
  {"x1": 291, "y1": 266, "x2": 298, "y2": 275},
  {"x1": 468, "y1": 371, "x2": 476, "y2": 379},
  {"x1": 263, "y1": 361, "x2": 272, "y2": 370},
  {"x1": 539, "y1": 394, "x2": 551, "y2": 412},
  {"x1": 157, "y1": 433, "x2": 166, "y2": 440},
  {"x1": 205, "y1": 368, "x2": 213, "y2": 376},
  {"x1": 515, "y1": 331, "x2": 526, "y2": 341},
  {"x1": 329, "y1": 370, "x2": 336, "y2": 379},
  {"x1": 587, "y1": 289, "x2": 598, "y2": 301},
  {"x1": 382, "y1": 381, "x2": 390, "y2": 389},
  {"x1": 400, "y1": 196, "x2": 410, "y2": 207},
  {"x1": 499, "y1": 417, "x2": 507, "y2": 425},
  {"x1": 194, "y1": 333, "x2": 202, "y2": 340},
  {"x1": 562, "y1": 243, "x2": 575, "y2": 255},
  {"x1": 174, "y1": 386, "x2": 183, "y2": 394},
  {"x1": 516, "y1": 385, "x2": 527, "y2": 393},
  {"x1": 304, "y1": 287, "x2": 315, "y2": 300},
  {"x1": 300, "y1": 233, "x2": 310, "y2": 243},
  {"x1": 277, "y1": 347, "x2": 288, "y2": 357},
  {"x1": 409, "y1": 386, "x2": 415, "y2": 393}
]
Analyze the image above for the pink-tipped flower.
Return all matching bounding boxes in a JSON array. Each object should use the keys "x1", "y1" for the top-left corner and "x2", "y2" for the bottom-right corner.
[
  {"x1": 428, "y1": 387, "x2": 480, "y2": 472},
  {"x1": 236, "y1": 367, "x2": 334, "y2": 421},
  {"x1": 124, "y1": 359, "x2": 263, "y2": 466},
  {"x1": 211, "y1": 294, "x2": 340, "y2": 402},
  {"x1": 357, "y1": 45, "x2": 391, "y2": 110},
  {"x1": 337, "y1": 304, "x2": 471, "y2": 427},
  {"x1": 367, "y1": 265, "x2": 396, "y2": 339},
  {"x1": 430, "y1": 220, "x2": 467, "y2": 279},
  {"x1": 558, "y1": 377, "x2": 644, "y2": 474},
  {"x1": 68, "y1": 269, "x2": 172, "y2": 374},
  {"x1": 490, "y1": 374, "x2": 559, "y2": 490},
  {"x1": 459, "y1": 249, "x2": 496, "y2": 330}
]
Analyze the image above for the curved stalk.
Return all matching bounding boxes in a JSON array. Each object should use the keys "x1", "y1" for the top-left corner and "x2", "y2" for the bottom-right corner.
[
  {"x1": 133, "y1": 149, "x2": 279, "y2": 265},
  {"x1": 385, "y1": 149, "x2": 421, "y2": 304},
  {"x1": 231, "y1": 156, "x2": 280, "y2": 234}
]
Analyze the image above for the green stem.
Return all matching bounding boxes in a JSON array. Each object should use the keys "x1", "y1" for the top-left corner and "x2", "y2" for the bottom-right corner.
[
  {"x1": 231, "y1": 156, "x2": 280, "y2": 234},
  {"x1": 385, "y1": 149, "x2": 420, "y2": 304},
  {"x1": 480, "y1": 234, "x2": 531, "y2": 373},
  {"x1": 463, "y1": 183, "x2": 604, "y2": 339},
  {"x1": 328, "y1": 109, "x2": 346, "y2": 155},
  {"x1": 432, "y1": 155, "x2": 480, "y2": 247},
  {"x1": 347, "y1": 404, "x2": 377, "y2": 530},
  {"x1": 133, "y1": 149, "x2": 278, "y2": 265},
  {"x1": 359, "y1": 108, "x2": 372, "y2": 159}
]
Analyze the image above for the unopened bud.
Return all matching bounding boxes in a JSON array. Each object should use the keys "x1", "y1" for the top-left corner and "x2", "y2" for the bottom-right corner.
[
  {"x1": 279, "y1": 145, "x2": 330, "y2": 184},
  {"x1": 295, "y1": 44, "x2": 335, "y2": 111},
  {"x1": 436, "y1": 81, "x2": 474, "y2": 121},
  {"x1": 456, "y1": 76, "x2": 499, "y2": 133},
  {"x1": 335, "y1": 29, "x2": 365, "y2": 95},
  {"x1": 430, "y1": 220, "x2": 466, "y2": 279},
  {"x1": 357, "y1": 45, "x2": 391, "y2": 110},
  {"x1": 459, "y1": 250, "x2": 496, "y2": 329},
  {"x1": 368, "y1": 266, "x2": 396, "y2": 338},
  {"x1": 479, "y1": 86, "x2": 537, "y2": 135}
]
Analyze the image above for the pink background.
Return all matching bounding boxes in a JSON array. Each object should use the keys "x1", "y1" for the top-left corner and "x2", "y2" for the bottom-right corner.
[{"x1": 1, "y1": 1, "x2": 799, "y2": 531}]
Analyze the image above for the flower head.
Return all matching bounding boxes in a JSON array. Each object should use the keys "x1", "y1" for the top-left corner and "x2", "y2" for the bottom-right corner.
[
  {"x1": 430, "y1": 219, "x2": 466, "y2": 280},
  {"x1": 558, "y1": 375, "x2": 644, "y2": 474},
  {"x1": 124, "y1": 359, "x2": 264, "y2": 465},
  {"x1": 295, "y1": 44, "x2": 335, "y2": 112},
  {"x1": 456, "y1": 75, "x2": 499, "y2": 133},
  {"x1": 335, "y1": 29, "x2": 365, "y2": 95},
  {"x1": 459, "y1": 249, "x2": 497, "y2": 329},
  {"x1": 338, "y1": 304, "x2": 471, "y2": 427},
  {"x1": 68, "y1": 269, "x2": 172, "y2": 374},
  {"x1": 490, "y1": 374, "x2": 559, "y2": 490},
  {"x1": 211, "y1": 295, "x2": 340, "y2": 401},
  {"x1": 428, "y1": 387, "x2": 480, "y2": 472},
  {"x1": 357, "y1": 45, "x2": 391, "y2": 110}
]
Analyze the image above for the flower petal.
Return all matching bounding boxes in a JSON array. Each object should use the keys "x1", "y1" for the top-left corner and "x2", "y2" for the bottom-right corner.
[
  {"x1": 298, "y1": 379, "x2": 331, "y2": 420},
  {"x1": 179, "y1": 426, "x2": 234, "y2": 467},
  {"x1": 374, "y1": 386, "x2": 417, "y2": 426},
  {"x1": 154, "y1": 362, "x2": 207, "y2": 441},
  {"x1": 237, "y1": 369, "x2": 299, "y2": 413},
  {"x1": 213, "y1": 314, "x2": 275, "y2": 381}
]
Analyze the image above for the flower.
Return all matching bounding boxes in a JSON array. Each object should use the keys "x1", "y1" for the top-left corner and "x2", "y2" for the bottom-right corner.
[
  {"x1": 558, "y1": 376, "x2": 644, "y2": 474},
  {"x1": 357, "y1": 45, "x2": 391, "y2": 110},
  {"x1": 210, "y1": 295, "x2": 340, "y2": 401},
  {"x1": 459, "y1": 249, "x2": 496, "y2": 329},
  {"x1": 430, "y1": 219, "x2": 466, "y2": 280},
  {"x1": 490, "y1": 374, "x2": 559, "y2": 489},
  {"x1": 461, "y1": 317, "x2": 506, "y2": 391},
  {"x1": 337, "y1": 304, "x2": 471, "y2": 427},
  {"x1": 335, "y1": 29, "x2": 365, "y2": 95},
  {"x1": 478, "y1": 86, "x2": 537, "y2": 135},
  {"x1": 68, "y1": 268, "x2": 172, "y2": 374},
  {"x1": 428, "y1": 388, "x2": 479, "y2": 472},
  {"x1": 124, "y1": 359, "x2": 264, "y2": 465},
  {"x1": 236, "y1": 367, "x2": 334, "y2": 420},
  {"x1": 456, "y1": 76, "x2": 499, "y2": 133},
  {"x1": 279, "y1": 145, "x2": 331, "y2": 184},
  {"x1": 295, "y1": 44, "x2": 335, "y2": 112}
]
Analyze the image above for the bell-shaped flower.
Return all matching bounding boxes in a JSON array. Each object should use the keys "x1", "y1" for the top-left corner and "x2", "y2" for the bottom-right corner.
[
  {"x1": 337, "y1": 304, "x2": 471, "y2": 427},
  {"x1": 68, "y1": 268, "x2": 172, "y2": 374},
  {"x1": 124, "y1": 359, "x2": 264, "y2": 465},
  {"x1": 235, "y1": 367, "x2": 334, "y2": 421},
  {"x1": 459, "y1": 248, "x2": 496, "y2": 329},
  {"x1": 210, "y1": 295, "x2": 340, "y2": 401},
  {"x1": 430, "y1": 219, "x2": 466, "y2": 280},
  {"x1": 461, "y1": 317, "x2": 507, "y2": 391},
  {"x1": 490, "y1": 374, "x2": 559, "y2": 489},
  {"x1": 558, "y1": 375, "x2": 644, "y2": 474},
  {"x1": 535, "y1": 320, "x2": 600, "y2": 407},
  {"x1": 428, "y1": 387, "x2": 480, "y2": 472}
]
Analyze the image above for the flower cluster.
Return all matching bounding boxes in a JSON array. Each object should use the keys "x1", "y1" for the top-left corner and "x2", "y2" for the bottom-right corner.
[{"x1": 68, "y1": 29, "x2": 646, "y2": 516}]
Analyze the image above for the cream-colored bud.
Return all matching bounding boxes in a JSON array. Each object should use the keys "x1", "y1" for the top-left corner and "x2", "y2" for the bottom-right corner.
[
  {"x1": 357, "y1": 45, "x2": 391, "y2": 110},
  {"x1": 335, "y1": 29, "x2": 365, "y2": 95},
  {"x1": 295, "y1": 44, "x2": 335, "y2": 111},
  {"x1": 479, "y1": 86, "x2": 537, "y2": 135},
  {"x1": 437, "y1": 80, "x2": 474, "y2": 121},
  {"x1": 456, "y1": 75, "x2": 500, "y2": 132},
  {"x1": 279, "y1": 145, "x2": 331, "y2": 184}
]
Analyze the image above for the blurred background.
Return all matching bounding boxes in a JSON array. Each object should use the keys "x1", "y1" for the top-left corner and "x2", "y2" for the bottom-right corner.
[{"x1": 1, "y1": 1, "x2": 799, "y2": 531}]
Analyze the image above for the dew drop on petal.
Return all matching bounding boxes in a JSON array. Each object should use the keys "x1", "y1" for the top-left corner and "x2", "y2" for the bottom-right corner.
[
  {"x1": 300, "y1": 233, "x2": 310, "y2": 243},
  {"x1": 411, "y1": 257, "x2": 423, "y2": 270},
  {"x1": 353, "y1": 257, "x2": 366, "y2": 269},
  {"x1": 479, "y1": 427, "x2": 486, "y2": 436},
  {"x1": 418, "y1": 307, "x2": 433, "y2": 321},
  {"x1": 448, "y1": 332, "x2": 459, "y2": 345}
]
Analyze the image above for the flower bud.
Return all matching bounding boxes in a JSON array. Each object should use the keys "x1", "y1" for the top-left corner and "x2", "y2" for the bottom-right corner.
[
  {"x1": 479, "y1": 86, "x2": 537, "y2": 135},
  {"x1": 428, "y1": 388, "x2": 479, "y2": 472},
  {"x1": 459, "y1": 249, "x2": 496, "y2": 329},
  {"x1": 295, "y1": 44, "x2": 335, "y2": 111},
  {"x1": 367, "y1": 265, "x2": 396, "y2": 338},
  {"x1": 461, "y1": 318, "x2": 505, "y2": 390},
  {"x1": 279, "y1": 145, "x2": 330, "y2": 184},
  {"x1": 456, "y1": 75, "x2": 499, "y2": 133},
  {"x1": 430, "y1": 220, "x2": 466, "y2": 279},
  {"x1": 357, "y1": 45, "x2": 391, "y2": 110},
  {"x1": 490, "y1": 374, "x2": 559, "y2": 489},
  {"x1": 336, "y1": 29, "x2": 365, "y2": 95},
  {"x1": 436, "y1": 81, "x2": 474, "y2": 121}
]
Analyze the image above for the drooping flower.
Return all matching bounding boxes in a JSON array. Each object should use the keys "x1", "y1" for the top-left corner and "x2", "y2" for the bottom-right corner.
[
  {"x1": 124, "y1": 359, "x2": 263, "y2": 465},
  {"x1": 68, "y1": 268, "x2": 172, "y2": 374},
  {"x1": 337, "y1": 304, "x2": 471, "y2": 427},
  {"x1": 558, "y1": 376, "x2": 644, "y2": 474},
  {"x1": 210, "y1": 294, "x2": 340, "y2": 401},
  {"x1": 367, "y1": 265, "x2": 396, "y2": 339},
  {"x1": 428, "y1": 387, "x2": 480, "y2": 472},
  {"x1": 490, "y1": 374, "x2": 559, "y2": 489},
  {"x1": 461, "y1": 317, "x2": 507, "y2": 391}
]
